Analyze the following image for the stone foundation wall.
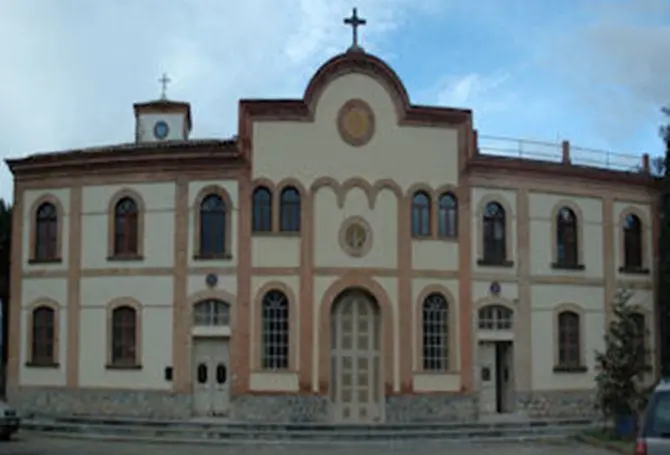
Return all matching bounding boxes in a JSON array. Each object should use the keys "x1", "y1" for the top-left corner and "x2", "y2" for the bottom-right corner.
[
  {"x1": 516, "y1": 389, "x2": 597, "y2": 418},
  {"x1": 231, "y1": 395, "x2": 330, "y2": 422},
  {"x1": 8, "y1": 387, "x2": 192, "y2": 419},
  {"x1": 232, "y1": 393, "x2": 478, "y2": 423},
  {"x1": 9, "y1": 386, "x2": 593, "y2": 421},
  {"x1": 385, "y1": 394, "x2": 477, "y2": 422}
]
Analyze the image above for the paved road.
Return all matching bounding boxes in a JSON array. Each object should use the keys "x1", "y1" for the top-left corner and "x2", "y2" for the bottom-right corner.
[{"x1": 2, "y1": 434, "x2": 618, "y2": 455}]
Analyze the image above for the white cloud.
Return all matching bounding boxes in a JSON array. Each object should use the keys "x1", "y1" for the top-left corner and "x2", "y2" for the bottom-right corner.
[
  {"x1": 539, "y1": 0, "x2": 670, "y2": 146},
  {"x1": 434, "y1": 72, "x2": 511, "y2": 111},
  {"x1": 0, "y1": 0, "x2": 444, "y2": 201}
]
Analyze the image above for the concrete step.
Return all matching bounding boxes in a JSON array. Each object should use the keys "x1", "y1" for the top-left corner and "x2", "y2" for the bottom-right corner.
[
  {"x1": 26, "y1": 414, "x2": 596, "y2": 430},
  {"x1": 22, "y1": 416, "x2": 599, "y2": 442}
]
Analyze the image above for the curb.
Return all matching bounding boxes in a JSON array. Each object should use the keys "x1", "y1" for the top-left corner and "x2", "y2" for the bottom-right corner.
[
  {"x1": 573, "y1": 434, "x2": 632, "y2": 454},
  {"x1": 19, "y1": 430, "x2": 572, "y2": 446}
]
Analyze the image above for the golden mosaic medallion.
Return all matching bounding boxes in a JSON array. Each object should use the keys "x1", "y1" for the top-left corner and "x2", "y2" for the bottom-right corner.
[
  {"x1": 339, "y1": 216, "x2": 372, "y2": 258},
  {"x1": 337, "y1": 99, "x2": 375, "y2": 147}
]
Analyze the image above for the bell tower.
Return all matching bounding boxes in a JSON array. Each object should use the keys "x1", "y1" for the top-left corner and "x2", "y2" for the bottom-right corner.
[{"x1": 134, "y1": 73, "x2": 192, "y2": 143}]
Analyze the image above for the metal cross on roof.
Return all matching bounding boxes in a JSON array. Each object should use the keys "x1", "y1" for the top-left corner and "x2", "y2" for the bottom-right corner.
[
  {"x1": 158, "y1": 73, "x2": 171, "y2": 100},
  {"x1": 343, "y1": 7, "x2": 366, "y2": 51}
]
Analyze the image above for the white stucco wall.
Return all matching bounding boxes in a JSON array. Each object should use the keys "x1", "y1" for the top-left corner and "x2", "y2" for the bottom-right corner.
[
  {"x1": 251, "y1": 73, "x2": 460, "y2": 189},
  {"x1": 77, "y1": 276, "x2": 173, "y2": 389},
  {"x1": 249, "y1": 71, "x2": 459, "y2": 272},
  {"x1": 252, "y1": 237, "x2": 300, "y2": 268},
  {"x1": 187, "y1": 273, "x2": 237, "y2": 300},
  {"x1": 528, "y1": 193, "x2": 604, "y2": 277},
  {"x1": 530, "y1": 284, "x2": 605, "y2": 390},
  {"x1": 137, "y1": 113, "x2": 187, "y2": 142},
  {"x1": 81, "y1": 183, "x2": 176, "y2": 269},
  {"x1": 313, "y1": 188, "x2": 398, "y2": 268}
]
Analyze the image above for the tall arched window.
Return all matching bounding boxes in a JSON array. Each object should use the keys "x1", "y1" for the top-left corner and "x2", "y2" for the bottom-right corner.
[
  {"x1": 261, "y1": 290, "x2": 289, "y2": 370},
  {"x1": 34, "y1": 202, "x2": 58, "y2": 261},
  {"x1": 557, "y1": 311, "x2": 580, "y2": 368},
  {"x1": 623, "y1": 213, "x2": 643, "y2": 270},
  {"x1": 482, "y1": 201, "x2": 506, "y2": 264},
  {"x1": 113, "y1": 197, "x2": 139, "y2": 256},
  {"x1": 438, "y1": 192, "x2": 458, "y2": 238},
  {"x1": 199, "y1": 194, "x2": 227, "y2": 256},
  {"x1": 411, "y1": 191, "x2": 431, "y2": 237},
  {"x1": 31, "y1": 306, "x2": 55, "y2": 365},
  {"x1": 422, "y1": 293, "x2": 449, "y2": 371},
  {"x1": 252, "y1": 186, "x2": 273, "y2": 232},
  {"x1": 556, "y1": 207, "x2": 578, "y2": 267},
  {"x1": 111, "y1": 306, "x2": 138, "y2": 366},
  {"x1": 279, "y1": 187, "x2": 301, "y2": 232}
]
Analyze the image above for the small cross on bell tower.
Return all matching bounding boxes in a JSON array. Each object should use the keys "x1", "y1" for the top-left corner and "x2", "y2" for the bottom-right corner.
[
  {"x1": 343, "y1": 7, "x2": 367, "y2": 52},
  {"x1": 158, "y1": 73, "x2": 171, "y2": 100},
  {"x1": 133, "y1": 72, "x2": 192, "y2": 143}
]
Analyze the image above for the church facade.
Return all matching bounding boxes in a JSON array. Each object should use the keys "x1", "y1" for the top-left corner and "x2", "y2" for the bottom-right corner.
[{"x1": 4, "y1": 48, "x2": 659, "y2": 423}]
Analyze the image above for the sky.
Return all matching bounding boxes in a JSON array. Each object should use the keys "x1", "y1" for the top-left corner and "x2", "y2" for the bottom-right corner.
[{"x1": 1, "y1": 0, "x2": 669, "y2": 201}]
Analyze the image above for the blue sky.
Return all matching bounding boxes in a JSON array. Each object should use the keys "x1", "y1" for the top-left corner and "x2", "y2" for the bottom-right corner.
[{"x1": 1, "y1": 0, "x2": 669, "y2": 201}]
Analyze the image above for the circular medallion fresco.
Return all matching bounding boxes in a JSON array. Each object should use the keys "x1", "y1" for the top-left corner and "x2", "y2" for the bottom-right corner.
[
  {"x1": 339, "y1": 216, "x2": 373, "y2": 257},
  {"x1": 337, "y1": 99, "x2": 375, "y2": 147}
]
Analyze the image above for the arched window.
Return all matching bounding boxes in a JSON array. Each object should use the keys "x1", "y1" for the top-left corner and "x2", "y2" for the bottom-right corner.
[
  {"x1": 252, "y1": 186, "x2": 273, "y2": 232},
  {"x1": 34, "y1": 202, "x2": 58, "y2": 261},
  {"x1": 556, "y1": 207, "x2": 578, "y2": 267},
  {"x1": 193, "y1": 299, "x2": 230, "y2": 326},
  {"x1": 422, "y1": 293, "x2": 449, "y2": 371},
  {"x1": 623, "y1": 213, "x2": 643, "y2": 269},
  {"x1": 31, "y1": 306, "x2": 55, "y2": 365},
  {"x1": 411, "y1": 191, "x2": 431, "y2": 237},
  {"x1": 631, "y1": 312, "x2": 647, "y2": 368},
  {"x1": 478, "y1": 304, "x2": 513, "y2": 330},
  {"x1": 482, "y1": 201, "x2": 506, "y2": 264},
  {"x1": 199, "y1": 194, "x2": 227, "y2": 256},
  {"x1": 279, "y1": 187, "x2": 301, "y2": 232},
  {"x1": 438, "y1": 192, "x2": 458, "y2": 238},
  {"x1": 111, "y1": 306, "x2": 137, "y2": 366},
  {"x1": 261, "y1": 290, "x2": 289, "y2": 370},
  {"x1": 557, "y1": 311, "x2": 580, "y2": 368},
  {"x1": 113, "y1": 197, "x2": 139, "y2": 256}
]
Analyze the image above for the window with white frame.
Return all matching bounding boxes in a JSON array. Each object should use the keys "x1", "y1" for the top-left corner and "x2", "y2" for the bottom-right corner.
[{"x1": 193, "y1": 299, "x2": 230, "y2": 326}]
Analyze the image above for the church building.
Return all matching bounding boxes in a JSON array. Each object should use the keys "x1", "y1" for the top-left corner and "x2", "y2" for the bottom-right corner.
[{"x1": 4, "y1": 11, "x2": 659, "y2": 423}]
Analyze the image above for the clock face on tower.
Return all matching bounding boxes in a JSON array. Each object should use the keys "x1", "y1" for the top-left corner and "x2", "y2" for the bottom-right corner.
[{"x1": 153, "y1": 120, "x2": 170, "y2": 140}]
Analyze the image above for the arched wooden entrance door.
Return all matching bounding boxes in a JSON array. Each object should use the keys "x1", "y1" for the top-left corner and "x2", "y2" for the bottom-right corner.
[{"x1": 330, "y1": 288, "x2": 382, "y2": 422}]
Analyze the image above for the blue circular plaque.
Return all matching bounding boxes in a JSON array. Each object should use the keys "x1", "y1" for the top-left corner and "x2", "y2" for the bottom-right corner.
[
  {"x1": 205, "y1": 273, "x2": 218, "y2": 288},
  {"x1": 490, "y1": 281, "x2": 501, "y2": 295}
]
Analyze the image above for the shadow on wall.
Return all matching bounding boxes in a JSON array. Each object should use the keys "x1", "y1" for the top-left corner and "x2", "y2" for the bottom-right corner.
[{"x1": 0, "y1": 199, "x2": 11, "y2": 398}]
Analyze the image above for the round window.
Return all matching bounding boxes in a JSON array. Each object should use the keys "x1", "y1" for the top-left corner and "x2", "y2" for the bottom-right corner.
[{"x1": 153, "y1": 120, "x2": 170, "y2": 140}]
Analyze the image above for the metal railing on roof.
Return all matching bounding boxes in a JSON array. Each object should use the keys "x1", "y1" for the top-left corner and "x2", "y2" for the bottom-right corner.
[{"x1": 477, "y1": 135, "x2": 646, "y2": 173}]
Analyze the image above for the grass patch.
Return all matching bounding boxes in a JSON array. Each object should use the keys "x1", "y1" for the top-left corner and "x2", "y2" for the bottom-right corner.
[{"x1": 577, "y1": 428, "x2": 635, "y2": 453}]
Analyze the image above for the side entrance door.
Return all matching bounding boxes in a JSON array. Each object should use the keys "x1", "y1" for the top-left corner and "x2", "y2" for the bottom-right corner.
[
  {"x1": 192, "y1": 339, "x2": 231, "y2": 416},
  {"x1": 478, "y1": 341, "x2": 497, "y2": 414}
]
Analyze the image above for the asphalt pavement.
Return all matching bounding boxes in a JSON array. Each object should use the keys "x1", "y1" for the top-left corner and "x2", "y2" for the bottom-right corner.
[{"x1": 0, "y1": 434, "x2": 619, "y2": 455}]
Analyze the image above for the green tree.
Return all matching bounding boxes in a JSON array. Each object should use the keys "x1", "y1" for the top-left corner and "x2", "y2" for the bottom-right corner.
[
  {"x1": 659, "y1": 107, "x2": 670, "y2": 376},
  {"x1": 595, "y1": 288, "x2": 647, "y2": 421}
]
